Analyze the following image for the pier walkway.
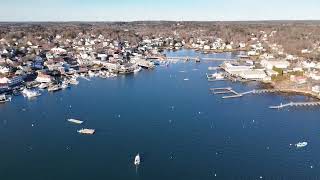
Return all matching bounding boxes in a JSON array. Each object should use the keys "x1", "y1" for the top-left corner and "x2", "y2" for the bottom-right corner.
[
  {"x1": 210, "y1": 87, "x2": 243, "y2": 99},
  {"x1": 210, "y1": 88, "x2": 294, "y2": 99},
  {"x1": 269, "y1": 102, "x2": 320, "y2": 109}
]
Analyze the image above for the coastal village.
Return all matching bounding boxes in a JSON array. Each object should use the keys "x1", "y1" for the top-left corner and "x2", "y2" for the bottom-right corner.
[{"x1": 1, "y1": 23, "x2": 320, "y2": 105}]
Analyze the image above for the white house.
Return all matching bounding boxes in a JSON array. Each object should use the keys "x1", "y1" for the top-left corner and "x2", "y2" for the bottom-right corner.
[
  {"x1": 312, "y1": 85, "x2": 320, "y2": 93},
  {"x1": 301, "y1": 49, "x2": 311, "y2": 54},
  {"x1": 239, "y1": 42, "x2": 246, "y2": 49},
  {"x1": 0, "y1": 77, "x2": 9, "y2": 84},
  {"x1": 302, "y1": 61, "x2": 316, "y2": 69},
  {"x1": 0, "y1": 66, "x2": 10, "y2": 74},
  {"x1": 51, "y1": 47, "x2": 67, "y2": 54},
  {"x1": 35, "y1": 73, "x2": 52, "y2": 83}
]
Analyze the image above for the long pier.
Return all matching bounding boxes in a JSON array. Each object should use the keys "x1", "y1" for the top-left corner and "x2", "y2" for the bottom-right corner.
[
  {"x1": 210, "y1": 87, "x2": 320, "y2": 109},
  {"x1": 210, "y1": 88, "x2": 290, "y2": 99},
  {"x1": 269, "y1": 102, "x2": 320, "y2": 109}
]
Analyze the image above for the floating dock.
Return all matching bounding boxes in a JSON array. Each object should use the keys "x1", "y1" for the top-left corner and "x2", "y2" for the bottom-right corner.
[{"x1": 210, "y1": 87, "x2": 243, "y2": 99}]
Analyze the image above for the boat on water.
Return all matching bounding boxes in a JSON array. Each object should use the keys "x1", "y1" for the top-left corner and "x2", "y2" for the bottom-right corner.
[
  {"x1": 0, "y1": 94, "x2": 11, "y2": 103},
  {"x1": 38, "y1": 83, "x2": 48, "y2": 89},
  {"x1": 184, "y1": 78, "x2": 189, "y2": 81},
  {"x1": 88, "y1": 70, "x2": 97, "y2": 77},
  {"x1": 295, "y1": 142, "x2": 308, "y2": 148},
  {"x1": 67, "y1": 118, "x2": 83, "y2": 124},
  {"x1": 69, "y1": 78, "x2": 79, "y2": 85},
  {"x1": 134, "y1": 154, "x2": 140, "y2": 166},
  {"x1": 77, "y1": 128, "x2": 95, "y2": 135},
  {"x1": 22, "y1": 89, "x2": 41, "y2": 98},
  {"x1": 48, "y1": 85, "x2": 62, "y2": 92},
  {"x1": 134, "y1": 66, "x2": 142, "y2": 73},
  {"x1": 207, "y1": 72, "x2": 224, "y2": 80},
  {"x1": 61, "y1": 82, "x2": 70, "y2": 89}
]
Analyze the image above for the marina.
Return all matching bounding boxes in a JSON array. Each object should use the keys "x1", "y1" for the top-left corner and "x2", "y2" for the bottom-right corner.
[{"x1": 1, "y1": 50, "x2": 320, "y2": 179}]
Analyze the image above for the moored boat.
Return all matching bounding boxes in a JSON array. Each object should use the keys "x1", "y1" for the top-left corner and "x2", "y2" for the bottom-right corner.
[
  {"x1": 48, "y1": 85, "x2": 62, "y2": 92},
  {"x1": 67, "y1": 118, "x2": 83, "y2": 124},
  {"x1": 69, "y1": 78, "x2": 79, "y2": 85},
  {"x1": 22, "y1": 89, "x2": 41, "y2": 98},
  {"x1": 295, "y1": 142, "x2": 308, "y2": 148},
  {"x1": 77, "y1": 128, "x2": 95, "y2": 135},
  {"x1": 38, "y1": 83, "x2": 48, "y2": 89},
  {"x1": 0, "y1": 94, "x2": 11, "y2": 103}
]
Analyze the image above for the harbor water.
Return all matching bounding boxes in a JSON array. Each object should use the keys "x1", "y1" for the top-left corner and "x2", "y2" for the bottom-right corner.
[{"x1": 0, "y1": 49, "x2": 320, "y2": 179}]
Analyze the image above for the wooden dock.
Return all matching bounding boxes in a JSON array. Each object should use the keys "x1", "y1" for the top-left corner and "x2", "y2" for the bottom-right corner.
[{"x1": 269, "y1": 102, "x2": 320, "y2": 109}]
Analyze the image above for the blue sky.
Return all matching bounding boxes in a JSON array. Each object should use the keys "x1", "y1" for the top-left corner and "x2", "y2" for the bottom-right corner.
[{"x1": 1, "y1": 0, "x2": 320, "y2": 21}]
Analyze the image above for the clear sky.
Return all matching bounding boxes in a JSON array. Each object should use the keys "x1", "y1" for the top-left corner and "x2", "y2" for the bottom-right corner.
[{"x1": 1, "y1": 0, "x2": 320, "y2": 21}]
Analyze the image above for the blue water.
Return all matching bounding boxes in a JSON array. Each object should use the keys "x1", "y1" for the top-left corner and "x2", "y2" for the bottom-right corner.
[{"x1": 0, "y1": 49, "x2": 319, "y2": 179}]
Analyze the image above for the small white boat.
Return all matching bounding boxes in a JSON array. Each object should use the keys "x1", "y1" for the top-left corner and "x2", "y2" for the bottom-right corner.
[
  {"x1": 295, "y1": 142, "x2": 308, "y2": 148},
  {"x1": 0, "y1": 94, "x2": 11, "y2": 103},
  {"x1": 88, "y1": 71, "x2": 96, "y2": 77},
  {"x1": 61, "y1": 82, "x2": 69, "y2": 89},
  {"x1": 69, "y1": 78, "x2": 79, "y2": 85},
  {"x1": 67, "y1": 119, "x2": 83, "y2": 124},
  {"x1": 134, "y1": 154, "x2": 140, "y2": 166},
  {"x1": 48, "y1": 85, "x2": 62, "y2": 92},
  {"x1": 183, "y1": 78, "x2": 189, "y2": 81},
  {"x1": 38, "y1": 83, "x2": 48, "y2": 89},
  {"x1": 207, "y1": 73, "x2": 224, "y2": 80},
  {"x1": 77, "y1": 128, "x2": 95, "y2": 135},
  {"x1": 134, "y1": 66, "x2": 142, "y2": 73},
  {"x1": 22, "y1": 89, "x2": 41, "y2": 98}
]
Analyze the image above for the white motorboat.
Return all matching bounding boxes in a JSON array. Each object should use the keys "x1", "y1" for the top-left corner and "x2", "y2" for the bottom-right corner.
[
  {"x1": 0, "y1": 94, "x2": 11, "y2": 103},
  {"x1": 207, "y1": 72, "x2": 224, "y2": 80},
  {"x1": 295, "y1": 142, "x2": 308, "y2": 148},
  {"x1": 38, "y1": 83, "x2": 48, "y2": 89},
  {"x1": 134, "y1": 154, "x2": 140, "y2": 166},
  {"x1": 69, "y1": 78, "x2": 79, "y2": 85},
  {"x1": 134, "y1": 66, "x2": 142, "y2": 73},
  {"x1": 22, "y1": 89, "x2": 41, "y2": 98},
  {"x1": 67, "y1": 118, "x2": 83, "y2": 124},
  {"x1": 77, "y1": 128, "x2": 95, "y2": 135},
  {"x1": 61, "y1": 82, "x2": 69, "y2": 89},
  {"x1": 48, "y1": 85, "x2": 62, "y2": 92}
]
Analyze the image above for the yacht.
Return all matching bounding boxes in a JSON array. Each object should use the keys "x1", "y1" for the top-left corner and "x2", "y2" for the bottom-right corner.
[
  {"x1": 134, "y1": 154, "x2": 140, "y2": 166},
  {"x1": 0, "y1": 94, "x2": 11, "y2": 103},
  {"x1": 48, "y1": 85, "x2": 62, "y2": 92},
  {"x1": 22, "y1": 89, "x2": 41, "y2": 98}
]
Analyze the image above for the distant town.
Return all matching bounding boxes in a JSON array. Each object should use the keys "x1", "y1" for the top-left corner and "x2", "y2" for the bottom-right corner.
[{"x1": 1, "y1": 21, "x2": 320, "y2": 102}]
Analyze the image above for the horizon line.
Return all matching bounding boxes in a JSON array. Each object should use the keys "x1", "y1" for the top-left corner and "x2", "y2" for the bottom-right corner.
[{"x1": 0, "y1": 19, "x2": 320, "y2": 23}]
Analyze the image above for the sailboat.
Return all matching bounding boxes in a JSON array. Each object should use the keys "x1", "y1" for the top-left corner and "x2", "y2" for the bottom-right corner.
[{"x1": 134, "y1": 154, "x2": 140, "y2": 166}]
